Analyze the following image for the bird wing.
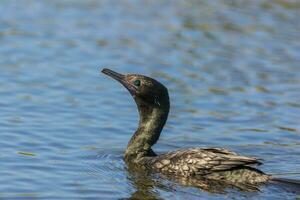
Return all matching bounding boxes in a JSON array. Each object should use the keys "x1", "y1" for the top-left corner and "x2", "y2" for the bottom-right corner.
[{"x1": 151, "y1": 147, "x2": 262, "y2": 175}]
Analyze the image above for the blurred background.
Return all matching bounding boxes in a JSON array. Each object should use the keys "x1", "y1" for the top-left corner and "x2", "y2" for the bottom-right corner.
[{"x1": 1, "y1": 0, "x2": 300, "y2": 199}]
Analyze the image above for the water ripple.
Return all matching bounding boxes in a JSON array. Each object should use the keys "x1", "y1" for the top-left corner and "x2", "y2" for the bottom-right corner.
[{"x1": 1, "y1": 0, "x2": 300, "y2": 199}]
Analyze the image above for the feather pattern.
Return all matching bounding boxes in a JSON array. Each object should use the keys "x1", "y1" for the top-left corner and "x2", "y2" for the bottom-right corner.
[{"x1": 145, "y1": 148, "x2": 262, "y2": 177}]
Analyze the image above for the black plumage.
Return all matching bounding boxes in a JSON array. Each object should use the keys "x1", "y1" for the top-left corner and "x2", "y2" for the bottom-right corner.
[{"x1": 102, "y1": 68, "x2": 300, "y2": 192}]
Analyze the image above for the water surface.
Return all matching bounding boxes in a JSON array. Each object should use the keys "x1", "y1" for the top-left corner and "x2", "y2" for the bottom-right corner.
[{"x1": 1, "y1": 0, "x2": 300, "y2": 199}]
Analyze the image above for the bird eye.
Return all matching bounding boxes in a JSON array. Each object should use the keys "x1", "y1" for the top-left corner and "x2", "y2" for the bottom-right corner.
[{"x1": 133, "y1": 80, "x2": 141, "y2": 87}]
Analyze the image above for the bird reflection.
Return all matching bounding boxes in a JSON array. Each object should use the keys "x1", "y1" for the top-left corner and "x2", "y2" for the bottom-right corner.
[
  {"x1": 123, "y1": 165, "x2": 165, "y2": 200},
  {"x1": 123, "y1": 163, "x2": 262, "y2": 200}
]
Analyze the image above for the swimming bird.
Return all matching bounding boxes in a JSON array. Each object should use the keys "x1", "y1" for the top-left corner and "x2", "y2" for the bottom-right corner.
[{"x1": 101, "y1": 68, "x2": 300, "y2": 192}]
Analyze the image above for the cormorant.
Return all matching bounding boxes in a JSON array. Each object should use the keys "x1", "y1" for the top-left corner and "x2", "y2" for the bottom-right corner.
[{"x1": 101, "y1": 68, "x2": 300, "y2": 192}]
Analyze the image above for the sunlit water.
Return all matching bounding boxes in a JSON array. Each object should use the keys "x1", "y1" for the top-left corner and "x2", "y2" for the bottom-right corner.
[{"x1": 1, "y1": 0, "x2": 300, "y2": 199}]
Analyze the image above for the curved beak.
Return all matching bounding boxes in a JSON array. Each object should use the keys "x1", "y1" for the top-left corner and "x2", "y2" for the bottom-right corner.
[{"x1": 101, "y1": 68, "x2": 137, "y2": 95}]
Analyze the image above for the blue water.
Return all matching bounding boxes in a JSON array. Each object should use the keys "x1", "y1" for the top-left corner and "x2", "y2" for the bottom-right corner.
[{"x1": 1, "y1": 0, "x2": 300, "y2": 199}]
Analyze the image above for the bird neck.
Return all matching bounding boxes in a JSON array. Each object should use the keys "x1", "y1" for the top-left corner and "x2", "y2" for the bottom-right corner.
[{"x1": 125, "y1": 98, "x2": 169, "y2": 162}]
